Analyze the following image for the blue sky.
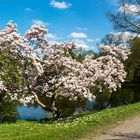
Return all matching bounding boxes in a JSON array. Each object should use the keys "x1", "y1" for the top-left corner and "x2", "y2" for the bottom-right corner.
[{"x1": 0, "y1": 0, "x2": 119, "y2": 51}]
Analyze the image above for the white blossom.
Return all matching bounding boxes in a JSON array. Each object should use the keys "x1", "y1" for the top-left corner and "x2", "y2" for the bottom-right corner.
[{"x1": 0, "y1": 21, "x2": 130, "y2": 107}]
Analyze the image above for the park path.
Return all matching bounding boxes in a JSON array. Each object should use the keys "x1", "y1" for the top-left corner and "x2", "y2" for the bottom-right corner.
[{"x1": 81, "y1": 115, "x2": 140, "y2": 140}]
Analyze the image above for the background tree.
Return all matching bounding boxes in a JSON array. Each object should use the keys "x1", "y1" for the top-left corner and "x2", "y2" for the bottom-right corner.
[
  {"x1": 108, "y1": 0, "x2": 140, "y2": 82},
  {"x1": 109, "y1": 0, "x2": 140, "y2": 35},
  {"x1": 125, "y1": 37, "x2": 140, "y2": 81}
]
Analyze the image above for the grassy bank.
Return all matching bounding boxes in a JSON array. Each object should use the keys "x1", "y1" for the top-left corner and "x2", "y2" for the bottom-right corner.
[{"x1": 1, "y1": 102, "x2": 140, "y2": 140}]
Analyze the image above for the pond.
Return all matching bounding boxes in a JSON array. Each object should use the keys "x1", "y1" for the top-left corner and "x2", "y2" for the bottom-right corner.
[
  {"x1": 17, "y1": 106, "x2": 52, "y2": 121},
  {"x1": 0, "y1": 83, "x2": 140, "y2": 122}
]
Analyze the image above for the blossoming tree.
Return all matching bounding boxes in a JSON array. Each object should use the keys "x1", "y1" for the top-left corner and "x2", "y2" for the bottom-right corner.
[{"x1": 0, "y1": 21, "x2": 130, "y2": 118}]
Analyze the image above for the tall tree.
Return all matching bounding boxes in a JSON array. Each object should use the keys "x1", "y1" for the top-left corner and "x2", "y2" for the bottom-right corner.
[{"x1": 0, "y1": 21, "x2": 130, "y2": 118}]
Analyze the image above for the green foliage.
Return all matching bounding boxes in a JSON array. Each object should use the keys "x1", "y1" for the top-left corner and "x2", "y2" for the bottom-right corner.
[
  {"x1": 125, "y1": 38, "x2": 140, "y2": 82},
  {"x1": 0, "y1": 103, "x2": 18, "y2": 123},
  {"x1": 0, "y1": 49, "x2": 23, "y2": 94}
]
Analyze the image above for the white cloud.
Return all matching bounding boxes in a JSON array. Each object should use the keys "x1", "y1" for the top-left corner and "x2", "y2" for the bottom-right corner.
[
  {"x1": 48, "y1": 40, "x2": 61, "y2": 46},
  {"x1": 110, "y1": 32, "x2": 140, "y2": 43},
  {"x1": 32, "y1": 20, "x2": 49, "y2": 26},
  {"x1": 68, "y1": 32, "x2": 99, "y2": 49},
  {"x1": 69, "y1": 32, "x2": 87, "y2": 39},
  {"x1": 48, "y1": 39, "x2": 90, "y2": 50},
  {"x1": 46, "y1": 33, "x2": 61, "y2": 40},
  {"x1": 71, "y1": 39, "x2": 91, "y2": 50},
  {"x1": 24, "y1": 8, "x2": 32, "y2": 12},
  {"x1": 119, "y1": 4, "x2": 140, "y2": 16},
  {"x1": 75, "y1": 43, "x2": 90, "y2": 50},
  {"x1": 73, "y1": 39, "x2": 86, "y2": 44},
  {"x1": 50, "y1": 0, "x2": 72, "y2": 9}
]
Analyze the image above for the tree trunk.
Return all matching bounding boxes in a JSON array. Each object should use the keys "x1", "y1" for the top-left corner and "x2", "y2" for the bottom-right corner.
[
  {"x1": 33, "y1": 91, "x2": 61, "y2": 119},
  {"x1": 51, "y1": 93, "x2": 61, "y2": 119},
  {"x1": 33, "y1": 91, "x2": 52, "y2": 111},
  {"x1": 106, "y1": 92, "x2": 114, "y2": 108}
]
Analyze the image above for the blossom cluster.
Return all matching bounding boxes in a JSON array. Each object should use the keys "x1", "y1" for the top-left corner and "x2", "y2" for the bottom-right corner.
[
  {"x1": 0, "y1": 77, "x2": 6, "y2": 92},
  {"x1": 100, "y1": 45, "x2": 130, "y2": 61},
  {"x1": 0, "y1": 21, "x2": 130, "y2": 106}
]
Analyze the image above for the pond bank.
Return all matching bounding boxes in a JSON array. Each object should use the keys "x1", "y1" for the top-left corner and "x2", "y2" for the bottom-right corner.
[{"x1": 0, "y1": 102, "x2": 140, "y2": 140}]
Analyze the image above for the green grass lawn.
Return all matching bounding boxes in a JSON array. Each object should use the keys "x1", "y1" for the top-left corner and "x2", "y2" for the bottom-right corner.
[{"x1": 1, "y1": 102, "x2": 140, "y2": 140}]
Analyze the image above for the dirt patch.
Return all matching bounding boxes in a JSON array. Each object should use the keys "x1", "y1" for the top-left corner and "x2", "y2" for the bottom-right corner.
[{"x1": 80, "y1": 115, "x2": 140, "y2": 140}]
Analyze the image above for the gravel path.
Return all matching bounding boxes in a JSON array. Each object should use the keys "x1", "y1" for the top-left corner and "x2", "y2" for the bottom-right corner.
[{"x1": 81, "y1": 115, "x2": 140, "y2": 140}]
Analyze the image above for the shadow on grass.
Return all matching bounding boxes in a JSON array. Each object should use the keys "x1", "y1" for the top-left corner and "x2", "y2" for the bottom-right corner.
[
  {"x1": 38, "y1": 111, "x2": 97, "y2": 124},
  {"x1": 104, "y1": 132, "x2": 140, "y2": 140},
  {"x1": 0, "y1": 112, "x2": 87, "y2": 125}
]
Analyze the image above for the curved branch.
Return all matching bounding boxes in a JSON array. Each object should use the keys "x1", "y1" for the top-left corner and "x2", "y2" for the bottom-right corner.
[{"x1": 32, "y1": 91, "x2": 46, "y2": 108}]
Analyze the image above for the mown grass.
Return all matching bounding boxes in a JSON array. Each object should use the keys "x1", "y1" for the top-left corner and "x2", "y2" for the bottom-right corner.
[{"x1": 1, "y1": 102, "x2": 140, "y2": 140}]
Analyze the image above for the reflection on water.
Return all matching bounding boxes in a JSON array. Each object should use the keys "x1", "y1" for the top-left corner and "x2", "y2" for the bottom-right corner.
[
  {"x1": 1, "y1": 83, "x2": 140, "y2": 122},
  {"x1": 17, "y1": 106, "x2": 52, "y2": 120}
]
